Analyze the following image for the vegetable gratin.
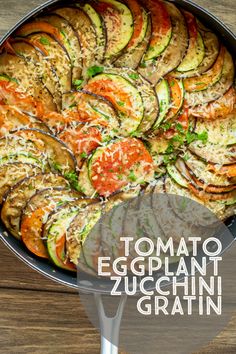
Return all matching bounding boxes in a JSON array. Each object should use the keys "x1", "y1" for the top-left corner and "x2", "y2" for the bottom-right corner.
[{"x1": 0, "y1": 0, "x2": 235, "y2": 271}]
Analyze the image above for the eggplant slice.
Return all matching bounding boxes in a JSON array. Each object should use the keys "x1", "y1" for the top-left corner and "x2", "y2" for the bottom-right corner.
[
  {"x1": 0, "y1": 105, "x2": 50, "y2": 135},
  {"x1": 8, "y1": 129, "x2": 77, "y2": 174},
  {"x1": 1, "y1": 173, "x2": 70, "y2": 238},
  {"x1": 0, "y1": 52, "x2": 57, "y2": 113},
  {"x1": 0, "y1": 163, "x2": 42, "y2": 204},
  {"x1": 10, "y1": 40, "x2": 62, "y2": 110},
  {"x1": 138, "y1": 2, "x2": 188, "y2": 85}
]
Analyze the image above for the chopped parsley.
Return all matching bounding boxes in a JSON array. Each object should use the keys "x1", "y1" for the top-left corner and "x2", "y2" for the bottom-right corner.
[
  {"x1": 186, "y1": 130, "x2": 208, "y2": 145},
  {"x1": 64, "y1": 171, "x2": 82, "y2": 192},
  {"x1": 80, "y1": 152, "x2": 87, "y2": 159},
  {"x1": 117, "y1": 101, "x2": 125, "y2": 107},
  {"x1": 73, "y1": 79, "x2": 84, "y2": 90},
  {"x1": 128, "y1": 73, "x2": 139, "y2": 80},
  {"x1": 40, "y1": 36, "x2": 50, "y2": 45},
  {"x1": 128, "y1": 170, "x2": 137, "y2": 182},
  {"x1": 87, "y1": 65, "x2": 104, "y2": 78}
]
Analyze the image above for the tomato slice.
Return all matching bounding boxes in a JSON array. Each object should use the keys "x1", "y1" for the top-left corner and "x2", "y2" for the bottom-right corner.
[
  {"x1": 16, "y1": 21, "x2": 64, "y2": 47},
  {"x1": 59, "y1": 125, "x2": 102, "y2": 166},
  {"x1": 144, "y1": 0, "x2": 172, "y2": 60},
  {"x1": 163, "y1": 108, "x2": 189, "y2": 139},
  {"x1": 90, "y1": 138, "x2": 154, "y2": 196},
  {"x1": 56, "y1": 234, "x2": 76, "y2": 271},
  {"x1": 21, "y1": 207, "x2": 50, "y2": 259},
  {"x1": 208, "y1": 164, "x2": 236, "y2": 178},
  {"x1": 125, "y1": 0, "x2": 145, "y2": 49},
  {"x1": 0, "y1": 79, "x2": 44, "y2": 117},
  {"x1": 165, "y1": 78, "x2": 184, "y2": 121}
]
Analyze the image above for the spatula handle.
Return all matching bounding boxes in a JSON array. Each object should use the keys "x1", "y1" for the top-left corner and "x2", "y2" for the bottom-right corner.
[{"x1": 94, "y1": 294, "x2": 127, "y2": 354}]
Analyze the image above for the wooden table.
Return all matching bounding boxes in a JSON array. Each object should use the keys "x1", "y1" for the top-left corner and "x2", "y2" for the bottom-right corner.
[{"x1": 0, "y1": 1, "x2": 235, "y2": 353}]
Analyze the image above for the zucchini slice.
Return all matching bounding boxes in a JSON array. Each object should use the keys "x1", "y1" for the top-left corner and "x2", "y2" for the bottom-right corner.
[
  {"x1": 114, "y1": 0, "x2": 150, "y2": 69},
  {"x1": 93, "y1": 0, "x2": 133, "y2": 61},
  {"x1": 77, "y1": 3, "x2": 106, "y2": 63},
  {"x1": 143, "y1": 0, "x2": 172, "y2": 61},
  {"x1": 167, "y1": 164, "x2": 188, "y2": 188},
  {"x1": 176, "y1": 11, "x2": 205, "y2": 72},
  {"x1": 78, "y1": 160, "x2": 97, "y2": 198},
  {"x1": 171, "y1": 29, "x2": 220, "y2": 78},
  {"x1": 183, "y1": 46, "x2": 225, "y2": 92},
  {"x1": 62, "y1": 90, "x2": 120, "y2": 131},
  {"x1": 85, "y1": 73, "x2": 144, "y2": 135},
  {"x1": 27, "y1": 32, "x2": 72, "y2": 94},
  {"x1": 66, "y1": 202, "x2": 102, "y2": 265},
  {"x1": 43, "y1": 199, "x2": 92, "y2": 270},
  {"x1": 153, "y1": 78, "x2": 171, "y2": 131},
  {"x1": 20, "y1": 188, "x2": 81, "y2": 259},
  {"x1": 0, "y1": 105, "x2": 50, "y2": 135},
  {"x1": 193, "y1": 115, "x2": 236, "y2": 146},
  {"x1": 10, "y1": 40, "x2": 61, "y2": 110},
  {"x1": 88, "y1": 138, "x2": 154, "y2": 197},
  {"x1": 11, "y1": 129, "x2": 77, "y2": 174},
  {"x1": 1, "y1": 173, "x2": 70, "y2": 238},
  {"x1": 54, "y1": 7, "x2": 97, "y2": 74},
  {"x1": 0, "y1": 52, "x2": 57, "y2": 113},
  {"x1": 138, "y1": 2, "x2": 188, "y2": 85},
  {"x1": 0, "y1": 163, "x2": 41, "y2": 204},
  {"x1": 104, "y1": 67, "x2": 158, "y2": 133},
  {"x1": 36, "y1": 14, "x2": 83, "y2": 81},
  {"x1": 190, "y1": 86, "x2": 236, "y2": 120},
  {"x1": 185, "y1": 49, "x2": 235, "y2": 106}
]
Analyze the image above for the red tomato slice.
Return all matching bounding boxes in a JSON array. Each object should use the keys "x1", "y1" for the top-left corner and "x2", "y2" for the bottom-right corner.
[
  {"x1": 56, "y1": 234, "x2": 76, "y2": 271},
  {"x1": 21, "y1": 207, "x2": 50, "y2": 259},
  {"x1": 59, "y1": 125, "x2": 102, "y2": 166},
  {"x1": 0, "y1": 80, "x2": 44, "y2": 117},
  {"x1": 90, "y1": 138, "x2": 154, "y2": 196},
  {"x1": 125, "y1": 0, "x2": 145, "y2": 49}
]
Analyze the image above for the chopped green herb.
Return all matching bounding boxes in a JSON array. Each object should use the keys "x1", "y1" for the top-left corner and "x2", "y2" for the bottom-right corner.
[
  {"x1": 183, "y1": 153, "x2": 190, "y2": 161},
  {"x1": 52, "y1": 162, "x2": 62, "y2": 172},
  {"x1": 87, "y1": 65, "x2": 104, "y2": 78},
  {"x1": 40, "y1": 36, "x2": 50, "y2": 45},
  {"x1": 197, "y1": 130, "x2": 208, "y2": 144},
  {"x1": 128, "y1": 73, "x2": 139, "y2": 80},
  {"x1": 73, "y1": 79, "x2": 84, "y2": 89},
  {"x1": 64, "y1": 171, "x2": 81, "y2": 192},
  {"x1": 176, "y1": 123, "x2": 184, "y2": 133},
  {"x1": 69, "y1": 103, "x2": 77, "y2": 109},
  {"x1": 80, "y1": 152, "x2": 87, "y2": 159},
  {"x1": 128, "y1": 170, "x2": 137, "y2": 182},
  {"x1": 117, "y1": 101, "x2": 125, "y2": 107},
  {"x1": 162, "y1": 122, "x2": 172, "y2": 132},
  {"x1": 140, "y1": 61, "x2": 147, "y2": 68},
  {"x1": 117, "y1": 174, "x2": 123, "y2": 180}
]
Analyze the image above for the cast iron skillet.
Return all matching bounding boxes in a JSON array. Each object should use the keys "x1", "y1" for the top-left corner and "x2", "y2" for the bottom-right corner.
[{"x1": 0, "y1": 0, "x2": 235, "y2": 290}]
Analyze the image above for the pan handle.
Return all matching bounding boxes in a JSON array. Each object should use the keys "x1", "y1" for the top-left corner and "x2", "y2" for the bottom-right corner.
[{"x1": 94, "y1": 293, "x2": 127, "y2": 354}]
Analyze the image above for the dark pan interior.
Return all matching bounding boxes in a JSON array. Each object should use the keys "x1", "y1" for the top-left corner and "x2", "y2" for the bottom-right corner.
[{"x1": 0, "y1": 0, "x2": 235, "y2": 290}]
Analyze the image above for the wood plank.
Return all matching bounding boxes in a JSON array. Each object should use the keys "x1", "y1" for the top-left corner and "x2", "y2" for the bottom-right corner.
[
  {"x1": 0, "y1": 242, "x2": 75, "y2": 293},
  {"x1": 0, "y1": 0, "x2": 235, "y2": 39},
  {"x1": 0, "y1": 288, "x2": 235, "y2": 354}
]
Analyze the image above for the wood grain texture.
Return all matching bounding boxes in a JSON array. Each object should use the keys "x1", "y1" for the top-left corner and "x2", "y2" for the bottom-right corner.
[{"x1": 0, "y1": 0, "x2": 235, "y2": 353}]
